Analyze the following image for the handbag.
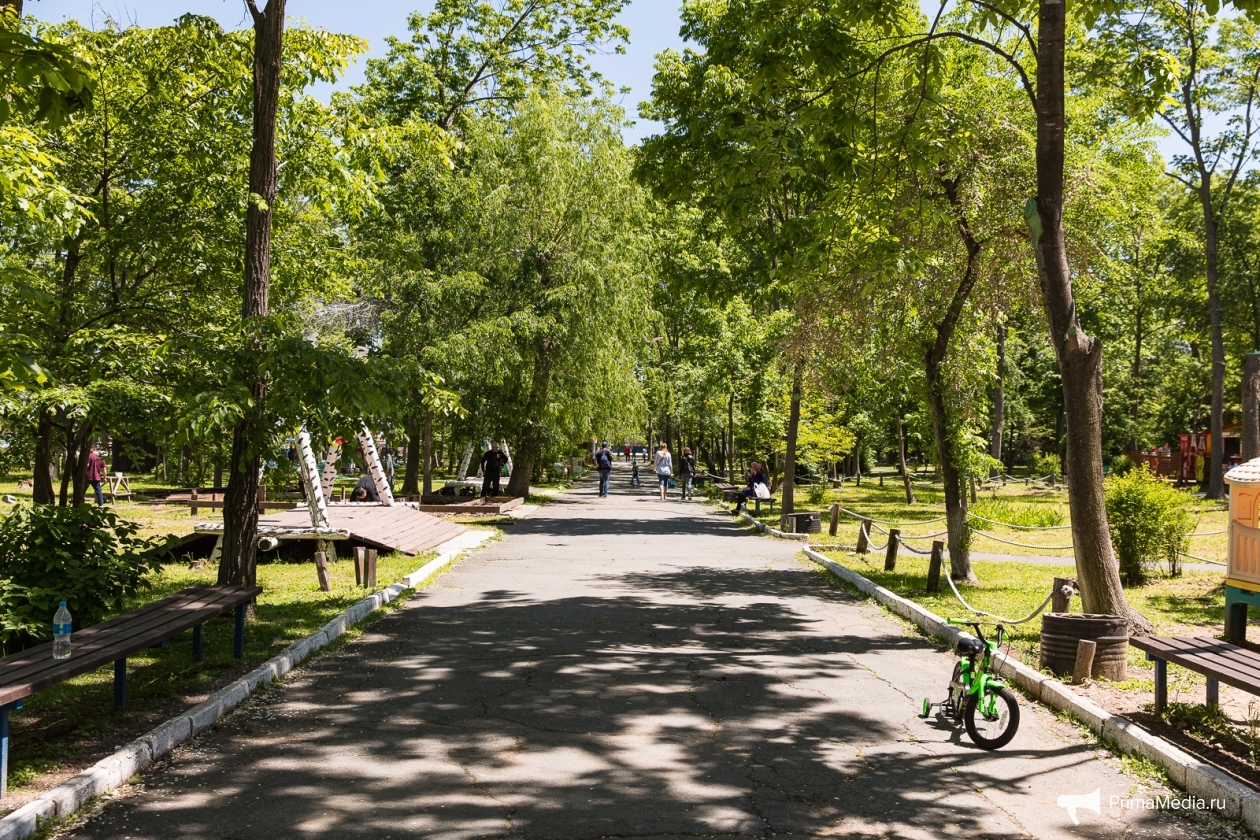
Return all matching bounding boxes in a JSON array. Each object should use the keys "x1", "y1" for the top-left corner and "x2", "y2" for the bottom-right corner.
[
  {"x1": 753, "y1": 481, "x2": 771, "y2": 499},
  {"x1": 668, "y1": 477, "x2": 676, "y2": 488}
]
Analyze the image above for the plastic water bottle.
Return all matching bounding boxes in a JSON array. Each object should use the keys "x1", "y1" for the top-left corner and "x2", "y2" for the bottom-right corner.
[{"x1": 53, "y1": 602, "x2": 71, "y2": 660}]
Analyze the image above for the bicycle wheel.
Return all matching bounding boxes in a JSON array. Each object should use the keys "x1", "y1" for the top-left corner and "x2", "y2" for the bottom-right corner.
[{"x1": 964, "y1": 687, "x2": 1020, "y2": 750}]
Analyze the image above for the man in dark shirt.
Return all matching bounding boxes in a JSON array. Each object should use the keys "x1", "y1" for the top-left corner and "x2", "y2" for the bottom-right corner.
[
  {"x1": 352, "y1": 473, "x2": 380, "y2": 502},
  {"x1": 731, "y1": 462, "x2": 769, "y2": 514},
  {"x1": 595, "y1": 444, "x2": 614, "y2": 496},
  {"x1": 480, "y1": 444, "x2": 506, "y2": 497}
]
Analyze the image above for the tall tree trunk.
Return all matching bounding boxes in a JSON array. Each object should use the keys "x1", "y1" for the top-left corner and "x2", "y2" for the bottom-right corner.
[
  {"x1": 1033, "y1": 0, "x2": 1150, "y2": 633},
  {"x1": 991, "y1": 324, "x2": 1006, "y2": 475},
  {"x1": 780, "y1": 360, "x2": 803, "y2": 527},
  {"x1": 1202, "y1": 182, "x2": 1227, "y2": 498},
  {"x1": 505, "y1": 338, "x2": 555, "y2": 497},
  {"x1": 896, "y1": 411, "x2": 915, "y2": 505},
  {"x1": 58, "y1": 426, "x2": 73, "y2": 506},
  {"x1": 1132, "y1": 280, "x2": 1143, "y2": 451},
  {"x1": 219, "y1": 0, "x2": 285, "y2": 588},
  {"x1": 402, "y1": 414, "x2": 421, "y2": 495},
  {"x1": 69, "y1": 423, "x2": 93, "y2": 506},
  {"x1": 726, "y1": 394, "x2": 735, "y2": 481},
  {"x1": 423, "y1": 409, "x2": 434, "y2": 495},
  {"x1": 32, "y1": 410, "x2": 55, "y2": 504},
  {"x1": 1243, "y1": 352, "x2": 1260, "y2": 461}
]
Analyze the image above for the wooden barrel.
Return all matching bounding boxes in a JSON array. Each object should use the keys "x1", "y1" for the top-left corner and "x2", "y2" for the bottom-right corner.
[{"x1": 1039, "y1": 613, "x2": 1128, "y2": 680}]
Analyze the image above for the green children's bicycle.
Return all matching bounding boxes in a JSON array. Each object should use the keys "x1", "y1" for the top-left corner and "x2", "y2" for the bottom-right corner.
[{"x1": 920, "y1": 618, "x2": 1021, "y2": 750}]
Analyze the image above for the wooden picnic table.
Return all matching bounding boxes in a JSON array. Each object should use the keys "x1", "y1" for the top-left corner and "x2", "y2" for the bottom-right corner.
[
  {"x1": 0, "y1": 584, "x2": 259, "y2": 798},
  {"x1": 1129, "y1": 635, "x2": 1260, "y2": 715}
]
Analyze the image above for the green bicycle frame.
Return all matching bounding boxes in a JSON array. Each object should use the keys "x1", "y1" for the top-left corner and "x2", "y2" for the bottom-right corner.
[{"x1": 949, "y1": 620, "x2": 1007, "y2": 714}]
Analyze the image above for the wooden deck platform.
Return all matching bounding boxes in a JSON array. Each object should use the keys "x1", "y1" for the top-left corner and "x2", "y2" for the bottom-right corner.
[{"x1": 256, "y1": 504, "x2": 467, "y2": 557}]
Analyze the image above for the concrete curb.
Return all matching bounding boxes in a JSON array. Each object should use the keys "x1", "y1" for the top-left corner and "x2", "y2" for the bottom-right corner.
[
  {"x1": 801, "y1": 547, "x2": 1260, "y2": 829},
  {"x1": 0, "y1": 530, "x2": 493, "y2": 840},
  {"x1": 738, "y1": 510, "x2": 808, "y2": 541}
]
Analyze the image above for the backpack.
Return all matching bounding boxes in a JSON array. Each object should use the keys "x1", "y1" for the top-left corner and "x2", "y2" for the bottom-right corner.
[{"x1": 597, "y1": 451, "x2": 612, "y2": 469}]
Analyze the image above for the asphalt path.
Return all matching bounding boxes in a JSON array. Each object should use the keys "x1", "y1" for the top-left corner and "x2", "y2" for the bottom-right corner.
[{"x1": 59, "y1": 463, "x2": 1241, "y2": 839}]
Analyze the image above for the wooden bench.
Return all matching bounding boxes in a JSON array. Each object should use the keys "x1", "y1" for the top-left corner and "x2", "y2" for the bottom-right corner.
[
  {"x1": 1129, "y1": 635, "x2": 1260, "y2": 715},
  {"x1": 0, "y1": 584, "x2": 259, "y2": 798}
]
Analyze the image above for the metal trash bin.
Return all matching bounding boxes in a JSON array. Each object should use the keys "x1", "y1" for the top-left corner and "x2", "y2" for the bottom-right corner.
[{"x1": 789, "y1": 512, "x2": 822, "y2": 534}]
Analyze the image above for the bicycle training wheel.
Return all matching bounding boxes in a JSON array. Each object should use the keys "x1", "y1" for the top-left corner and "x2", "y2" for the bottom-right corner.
[{"x1": 964, "y1": 687, "x2": 1020, "y2": 750}]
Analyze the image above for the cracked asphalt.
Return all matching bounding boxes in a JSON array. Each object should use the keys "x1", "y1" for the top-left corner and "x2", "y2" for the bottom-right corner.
[{"x1": 59, "y1": 465, "x2": 1244, "y2": 839}]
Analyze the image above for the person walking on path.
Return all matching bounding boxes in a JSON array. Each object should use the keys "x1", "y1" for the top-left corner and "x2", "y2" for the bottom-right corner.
[
  {"x1": 623, "y1": 443, "x2": 631, "y2": 462},
  {"x1": 86, "y1": 446, "x2": 106, "y2": 506},
  {"x1": 652, "y1": 443, "x2": 673, "y2": 501},
  {"x1": 479, "y1": 444, "x2": 506, "y2": 497},
  {"x1": 677, "y1": 447, "x2": 696, "y2": 500},
  {"x1": 731, "y1": 461, "x2": 769, "y2": 514},
  {"x1": 595, "y1": 444, "x2": 614, "y2": 497}
]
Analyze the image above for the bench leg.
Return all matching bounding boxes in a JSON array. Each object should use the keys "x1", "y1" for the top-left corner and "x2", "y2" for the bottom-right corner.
[
  {"x1": 234, "y1": 604, "x2": 246, "y2": 660},
  {"x1": 1207, "y1": 677, "x2": 1220, "y2": 710},
  {"x1": 193, "y1": 623, "x2": 203, "y2": 662},
  {"x1": 1, "y1": 702, "x2": 9, "y2": 799},
  {"x1": 114, "y1": 658, "x2": 127, "y2": 712},
  {"x1": 1150, "y1": 655, "x2": 1167, "y2": 716},
  {"x1": 1226, "y1": 599, "x2": 1249, "y2": 644}
]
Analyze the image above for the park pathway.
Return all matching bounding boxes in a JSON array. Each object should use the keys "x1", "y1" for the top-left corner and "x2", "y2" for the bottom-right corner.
[{"x1": 62, "y1": 463, "x2": 1236, "y2": 839}]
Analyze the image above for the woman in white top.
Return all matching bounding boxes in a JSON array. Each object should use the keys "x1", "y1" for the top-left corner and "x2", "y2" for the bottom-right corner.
[{"x1": 652, "y1": 443, "x2": 673, "y2": 501}]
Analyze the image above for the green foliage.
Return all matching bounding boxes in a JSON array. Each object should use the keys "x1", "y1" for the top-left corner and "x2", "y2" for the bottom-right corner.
[
  {"x1": 1110, "y1": 454, "x2": 1136, "y2": 476},
  {"x1": 969, "y1": 496, "x2": 1065, "y2": 530},
  {"x1": 1028, "y1": 450, "x2": 1062, "y2": 477},
  {"x1": 0, "y1": 505, "x2": 173, "y2": 653},
  {"x1": 0, "y1": 11, "x2": 94, "y2": 127},
  {"x1": 1105, "y1": 466, "x2": 1193, "y2": 585},
  {"x1": 806, "y1": 482, "x2": 829, "y2": 506}
]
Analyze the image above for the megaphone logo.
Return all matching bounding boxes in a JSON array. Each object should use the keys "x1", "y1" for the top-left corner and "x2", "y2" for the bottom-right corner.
[{"x1": 1056, "y1": 788, "x2": 1101, "y2": 824}]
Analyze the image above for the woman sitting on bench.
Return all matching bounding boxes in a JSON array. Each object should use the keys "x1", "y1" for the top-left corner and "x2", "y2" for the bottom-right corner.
[{"x1": 731, "y1": 462, "x2": 769, "y2": 514}]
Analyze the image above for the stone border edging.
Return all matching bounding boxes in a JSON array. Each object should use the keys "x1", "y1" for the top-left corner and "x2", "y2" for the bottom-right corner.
[
  {"x1": 738, "y1": 510, "x2": 808, "y2": 540},
  {"x1": 801, "y1": 546, "x2": 1260, "y2": 830},
  {"x1": 0, "y1": 530, "x2": 493, "y2": 840}
]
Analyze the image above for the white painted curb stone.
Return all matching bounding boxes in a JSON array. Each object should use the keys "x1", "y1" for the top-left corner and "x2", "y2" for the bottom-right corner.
[
  {"x1": 801, "y1": 546, "x2": 1260, "y2": 830},
  {"x1": 0, "y1": 530, "x2": 493, "y2": 840},
  {"x1": 739, "y1": 510, "x2": 808, "y2": 541}
]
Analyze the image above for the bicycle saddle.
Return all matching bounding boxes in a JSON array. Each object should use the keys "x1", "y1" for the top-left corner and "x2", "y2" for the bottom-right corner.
[{"x1": 955, "y1": 637, "x2": 984, "y2": 657}]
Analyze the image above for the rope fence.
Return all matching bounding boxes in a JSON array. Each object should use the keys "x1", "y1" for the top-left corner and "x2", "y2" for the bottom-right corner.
[{"x1": 945, "y1": 577, "x2": 1075, "y2": 625}]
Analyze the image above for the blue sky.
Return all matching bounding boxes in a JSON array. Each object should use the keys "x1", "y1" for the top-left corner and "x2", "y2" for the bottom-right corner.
[{"x1": 27, "y1": 0, "x2": 688, "y2": 142}]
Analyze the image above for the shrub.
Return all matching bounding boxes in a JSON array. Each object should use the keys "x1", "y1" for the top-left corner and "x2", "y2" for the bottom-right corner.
[
  {"x1": 969, "y1": 496, "x2": 1065, "y2": 530},
  {"x1": 1105, "y1": 465, "x2": 1192, "y2": 585},
  {"x1": 1109, "y1": 454, "x2": 1136, "y2": 477},
  {"x1": 806, "y1": 482, "x2": 829, "y2": 506},
  {"x1": 0, "y1": 505, "x2": 174, "y2": 654},
  {"x1": 1028, "y1": 450, "x2": 1061, "y2": 478}
]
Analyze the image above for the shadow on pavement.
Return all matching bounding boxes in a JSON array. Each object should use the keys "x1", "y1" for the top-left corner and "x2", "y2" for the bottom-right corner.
[{"x1": 70, "y1": 563, "x2": 1109, "y2": 840}]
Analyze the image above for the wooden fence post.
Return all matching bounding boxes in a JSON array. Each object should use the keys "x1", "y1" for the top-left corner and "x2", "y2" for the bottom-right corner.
[
  {"x1": 856, "y1": 518, "x2": 871, "y2": 554},
  {"x1": 1072, "y1": 639, "x2": 1096, "y2": 685},
  {"x1": 884, "y1": 528, "x2": 901, "y2": 571},
  {"x1": 1052, "y1": 577, "x2": 1076, "y2": 613},
  {"x1": 926, "y1": 541, "x2": 944, "y2": 594},
  {"x1": 355, "y1": 546, "x2": 366, "y2": 587},
  {"x1": 190, "y1": 489, "x2": 198, "y2": 517},
  {"x1": 365, "y1": 549, "x2": 378, "y2": 589},
  {"x1": 314, "y1": 550, "x2": 331, "y2": 592},
  {"x1": 828, "y1": 503, "x2": 839, "y2": 537}
]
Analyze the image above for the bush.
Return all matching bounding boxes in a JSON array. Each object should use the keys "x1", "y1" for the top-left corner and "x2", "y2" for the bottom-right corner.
[
  {"x1": 1109, "y1": 454, "x2": 1136, "y2": 477},
  {"x1": 1105, "y1": 465, "x2": 1192, "y2": 585},
  {"x1": 0, "y1": 505, "x2": 173, "y2": 654},
  {"x1": 969, "y1": 496, "x2": 1064, "y2": 529},
  {"x1": 1028, "y1": 450, "x2": 1061, "y2": 478},
  {"x1": 806, "y1": 482, "x2": 829, "y2": 506}
]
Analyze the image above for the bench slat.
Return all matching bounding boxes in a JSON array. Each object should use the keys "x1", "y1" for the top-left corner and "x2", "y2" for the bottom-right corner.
[
  {"x1": 0, "y1": 585, "x2": 260, "y2": 706},
  {"x1": 1130, "y1": 636, "x2": 1260, "y2": 695}
]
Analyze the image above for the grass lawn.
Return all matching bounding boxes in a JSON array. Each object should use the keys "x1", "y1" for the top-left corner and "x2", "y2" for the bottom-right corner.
[{"x1": 729, "y1": 469, "x2": 1229, "y2": 563}]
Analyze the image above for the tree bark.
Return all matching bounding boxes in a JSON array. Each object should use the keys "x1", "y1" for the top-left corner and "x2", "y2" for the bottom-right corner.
[
  {"x1": 780, "y1": 360, "x2": 803, "y2": 527},
  {"x1": 1033, "y1": 0, "x2": 1150, "y2": 633},
  {"x1": 32, "y1": 410, "x2": 55, "y2": 504},
  {"x1": 69, "y1": 423, "x2": 93, "y2": 507},
  {"x1": 1202, "y1": 172, "x2": 1227, "y2": 499},
  {"x1": 1243, "y1": 352, "x2": 1260, "y2": 461},
  {"x1": 926, "y1": 176, "x2": 983, "y2": 582},
  {"x1": 219, "y1": 0, "x2": 285, "y2": 588},
  {"x1": 990, "y1": 323, "x2": 1006, "y2": 475},
  {"x1": 726, "y1": 393, "x2": 735, "y2": 481},
  {"x1": 505, "y1": 338, "x2": 555, "y2": 497},
  {"x1": 896, "y1": 411, "x2": 915, "y2": 505},
  {"x1": 423, "y1": 409, "x2": 434, "y2": 495},
  {"x1": 401, "y1": 414, "x2": 421, "y2": 495}
]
